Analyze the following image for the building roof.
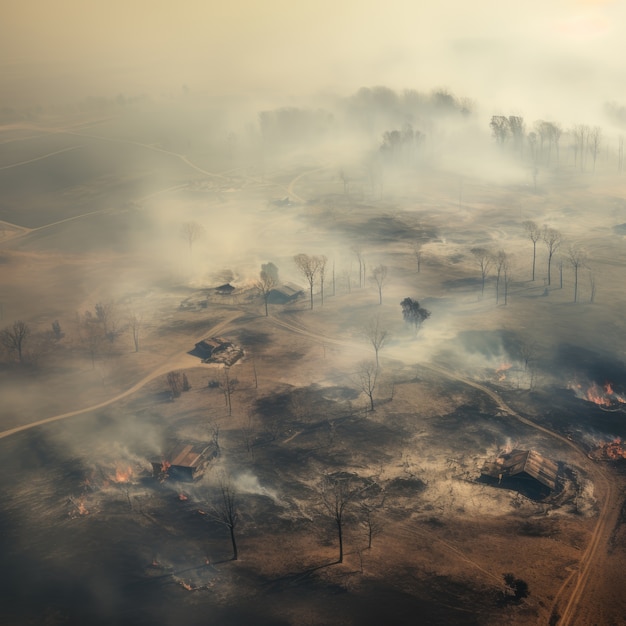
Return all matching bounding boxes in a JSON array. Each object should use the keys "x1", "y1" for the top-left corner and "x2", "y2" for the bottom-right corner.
[
  {"x1": 158, "y1": 442, "x2": 214, "y2": 469},
  {"x1": 215, "y1": 283, "x2": 235, "y2": 293},
  {"x1": 481, "y1": 449, "x2": 558, "y2": 491}
]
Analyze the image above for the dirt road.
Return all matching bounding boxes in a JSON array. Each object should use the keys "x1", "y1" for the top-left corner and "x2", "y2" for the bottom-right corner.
[{"x1": 0, "y1": 313, "x2": 242, "y2": 441}]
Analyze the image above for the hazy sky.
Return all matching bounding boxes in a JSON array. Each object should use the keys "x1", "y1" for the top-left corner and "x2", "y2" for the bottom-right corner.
[{"x1": 3, "y1": 0, "x2": 624, "y2": 121}]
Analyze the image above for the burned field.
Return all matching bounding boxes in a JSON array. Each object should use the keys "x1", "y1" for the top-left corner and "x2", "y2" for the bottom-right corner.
[{"x1": 2, "y1": 110, "x2": 626, "y2": 625}]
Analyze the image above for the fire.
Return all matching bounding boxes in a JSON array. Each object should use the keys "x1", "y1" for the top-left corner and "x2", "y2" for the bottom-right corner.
[
  {"x1": 496, "y1": 363, "x2": 512, "y2": 382},
  {"x1": 70, "y1": 497, "x2": 89, "y2": 517},
  {"x1": 178, "y1": 493, "x2": 188, "y2": 501},
  {"x1": 569, "y1": 381, "x2": 626, "y2": 407},
  {"x1": 593, "y1": 438, "x2": 626, "y2": 460},
  {"x1": 112, "y1": 464, "x2": 133, "y2": 483}
]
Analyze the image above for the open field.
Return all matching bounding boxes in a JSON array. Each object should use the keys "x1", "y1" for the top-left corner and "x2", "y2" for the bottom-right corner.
[{"x1": 1, "y1": 106, "x2": 626, "y2": 625}]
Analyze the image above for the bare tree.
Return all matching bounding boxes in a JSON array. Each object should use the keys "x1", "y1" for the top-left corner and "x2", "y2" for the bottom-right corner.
[
  {"x1": 351, "y1": 246, "x2": 364, "y2": 288},
  {"x1": 519, "y1": 338, "x2": 537, "y2": 372},
  {"x1": 51, "y1": 320, "x2": 63, "y2": 341},
  {"x1": 0, "y1": 320, "x2": 30, "y2": 364},
  {"x1": 363, "y1": 315, "x2": 389, "y2": 368},
  {"x1": 589, "y1": 271, "x2": 596, "y2": 303},
  {"x1": 470, "y1": 247, "x2": 492, "y2": 297},
  {"x1": 588, "y1": 126, "x2": 602, "y2": 172},
  {"x1": 356, "y1": 360, "x2": 379, "y2": 412},
  {"x1": 318, "y1": 474, "x2": 370, "y2": 564},
  {"x1": 503, "y1": 255, "x2": 512, "y2": 305},
  {"x1": 220, "y1": 367, "x2": 237, "y2": 416},
  {"x1": 207, "y1": 476, "x2": 240, "y2": 560},
  {"x1": 360, "y1": 494, "x2": 385, "y2": 549},
  {"x1": 181, "y1": 221, "x2": 204, "y2": 256},
  {"x1": 522, "y1": 220, "x2": 541, "y2": 281},
  {"x1": 412, "y1": 242, "x2": 423, "y2": 273},
  {"x1": 76, "y1": 311, "x2": 104, "y2": 368},
  {"x1": 492, "y1": 250, "x2": 508, "y2": 304},
  {"x1": 255, "y1": 268, "x2": 277, "y2": 317},
  {"x1": 370, "y1": 264, "x2": 388, "y2": 305},
  {"x1": 318, "y1": 255, "x2": 328, "y2": 306},
  {"x1": 567, "y1": 244, "x2": 587, "y2": 303},
  {"x1": 542, "y1": 227, "x2": 562, "y2": 286},
  {"x1": 294, "y1": 254, "x2": 323, "y2": 310},
  {"x1": 126, "y1": 311, "x2": 143, "y2": 352}
]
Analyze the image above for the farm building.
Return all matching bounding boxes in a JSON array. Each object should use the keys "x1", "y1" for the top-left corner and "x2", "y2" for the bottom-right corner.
[
  {"x1": 481, "y1": 449, "x2": 559, "y2": 496},
  {"x1": 268, "y1": 282, "x2": 304, "y2": 304},
  {"x1": 151, "y1": 442, "x2": 217, "y2": 482},
  {"x1": 194, "y1": 336, "x2": 233, "y2": 360},
  {"x1": 215, "y1": 283, "x2": 235, "y2": 295}
]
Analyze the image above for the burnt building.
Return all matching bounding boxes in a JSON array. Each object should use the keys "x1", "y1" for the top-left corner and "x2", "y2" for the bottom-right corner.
[
  {"x1": 481, "y1": 449, "x2": 558, "y2": 497},
  {"x1": 151, "y1": 442, "x2": 217, "y2": 482},
  {"x1": 193, "y1": 336, "x2": 233, "y2": 360},
  {"x1": 267, "y1": 282, "x2": 304, "y2": 304},
  {"x1": 215, "y1": 283, "x2": 235, "y2": 295}
]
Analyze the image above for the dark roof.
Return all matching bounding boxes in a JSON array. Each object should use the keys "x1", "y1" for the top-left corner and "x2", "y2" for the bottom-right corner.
[
  {"x1": 215, "y1": 283, "x2": 235, "y2": 293},
  {"x1": 155, "y1": 442, "x2": 214, "y2": 469},
  {"x1": 481, "y1": 449, "x2": 558, "y2": 490}
]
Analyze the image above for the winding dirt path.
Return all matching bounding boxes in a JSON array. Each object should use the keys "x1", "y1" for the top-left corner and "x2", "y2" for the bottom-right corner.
[{"x1": 0, "y1": 313, "x2": 242, "y2": 441}]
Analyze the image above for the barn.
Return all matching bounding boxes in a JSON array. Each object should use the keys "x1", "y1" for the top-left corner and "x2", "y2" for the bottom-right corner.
[
  {"x1": 151, "y1": 442, "x2": 217, "y2": 482},
  {"x1": 481, "y1": 449, "x2": 558, "y2": 496}
]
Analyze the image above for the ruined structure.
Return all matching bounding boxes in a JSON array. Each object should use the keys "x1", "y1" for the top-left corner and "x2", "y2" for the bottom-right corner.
[
  {"x1": 481, "y1": 449, "x2": 558, "y2": 495},
  {"x1": 151, "y1": 442, "x2": 217, "y2": 482}
]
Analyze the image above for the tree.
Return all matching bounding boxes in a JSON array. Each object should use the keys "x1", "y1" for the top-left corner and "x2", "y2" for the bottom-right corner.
[
  {"x1": 492, "y1": 250, "x2": 508, "y2": 304},
  {"x1": 318, "y1": 474, "x2": 371, "y2": 564},
  {"x1": 588, "y1": 126, "x2": 602, "y2": 172},
  {"x1": 502, "y1": 254, "x2": 512, "y2": 305},
  {"x1": 318, "y1": 255, "x2": 328, "y2": 306},
  {"x1": 207, "y1": 476, "x2": 240, "y2": 560},
  {"x1": 363, "y1": 315, "x2": 389, "y2": 368},
  {"x1": 166, "y1": 371, "x2": 183, "y2": 398},
  {"x1": 294, "y1": 253, "x2": 323, "y2": 310},
  {"x1": 76, "y1": 311, "x2": 104, "y2": 368},
  {"x1": 255, "y1": 268, "x2": 277, "y2": 317},
  {"x1": 351, "y1": 246, "x2": 364, "y2": 288},
  {"x1": 522, "y1": 220, "x2": 541, "y2": 281},
  {"x1": 567, "y1": 244, "x2": 587, "y2": 303},
  {"x1": 370, "y1": 264, "x2": 388, "y2": 305},
  {"x1": 503, "y1": 573, "x2": 530, "y2": 602},
  {"x1": 412, "y1": 242, "x2": 423, "y2": 273},
  {"x1": 181, "y1": 221, "x2": 204, "y2": 256},
  {"x1": 400, "y1": 298, "x2": 431, "y2": 335},
  {"x1": 51, "y1": 320, "x2": 63, "y2": 341},
  {"x1": 542, "y1": 227, "x2": 562, "y2": 286},
  {"x1": 126, "y1": 311, "x2": 143, "y2": 352},
  {"x1": 0, "y1": 320, "x2": 30, "y2": 363},
  {"x1": 261, "y1": 262, "x2": 279, "y2": 284},
  {"x1": 470, "y1": 247, "x2": 492, "y2": 296},
  {"x1": 356, "y1": 360, "x2": 379, "y2": 411}
]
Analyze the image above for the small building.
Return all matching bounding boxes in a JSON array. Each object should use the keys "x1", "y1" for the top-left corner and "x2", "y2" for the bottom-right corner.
[
  {"x1": 151, "y1": 442, "x2": 217, "y2": 482},
  {"x1": 268, "y1": 282, "x2": 304, "y2": 304},
  {"x1": 481, "y1": 449, "x2": 558, "y2": 496},
  {"x1": 194, "y1": 336, "x2": 233, "y2": 360},
  {"x1": 215, "y1": 283, "x2": 235, "y2": 295}
]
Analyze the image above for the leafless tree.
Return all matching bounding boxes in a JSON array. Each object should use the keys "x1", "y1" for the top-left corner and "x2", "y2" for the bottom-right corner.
[
  {"x1": 542, "y1": 227, "x2": 562, "y2": 286},
  {"x1": 351, "y1": 246, "x2": 364, "y2": 288},
  {"x1": 318, "y1": 474, "x2": 371, "y2": 564},
  {"x1": 589, "y1": 271, "x2": 596, "y2": 303},
  {"x1": 567, "y1": 244, "x2": 587, "y2": 303},
  {"x1": 356, "y1": 360, "x2": 379, "y2": 412},
  {"x1": 126, "y1": 311, "x2": 143, "y2": 352},
  {"x1": 363, "y1": 315, "x2": 389, "y2": 368},
  {"x1": 220, "y1": 367, "x2": 237, "y2": 416},
  {"x1": 318, "y1": 255, "x2": 328, "y2": 306},
  {"x1": 51, "y1": 320, "x2": 63, "y2": 341},
  {"x1": 208, "y1": 419, "x2": 221, "y2": 457},
  {"x1": 294, "y1": 253, "x2": 323, "y2": 310},
  {"x1": 519, "y1": 339, "x2": 538, "y2": 372},
  {"x1": 339, "y1": 169, "x2": 349, "y2": 195},
  {"x1": 255, "y1": 268, "x2": 277, "y2": 317},
  {"x1": 470, "y1": 247, "x2": 492, "y2": 297},
  {"x1": 0, "y1": 320, "x2": 30, "y2": 364},
  {"x1": 360, "y1": 494, "x2": 385, "y2": 549},
  {"x1": 181, "y1": 221, "x2": 204, "y2": 256},
  {"x1": 522, "y1": 220, "x2": 541, "y2": 281},
  {"x1": 588, "y1": 126, "x2": 602, "y2": 172},
  {"x1": 76, "y1": 311, "x2": 104, "y2": 368},
  {"x1": 207, "y1": 475, "x2": 240, "y2": 560},
  {"x1": 412, "y1": 242, "x2": 423, "y2": 273},
  {"x1": 503, "y1": 255, "x2": 512, "y2": 305},
  {"x1": 492, "y1": 250, "x2": 508, "y2": 304},
  {"x1": 370, "y1": 264, "x2": 388, "y2": 305}
]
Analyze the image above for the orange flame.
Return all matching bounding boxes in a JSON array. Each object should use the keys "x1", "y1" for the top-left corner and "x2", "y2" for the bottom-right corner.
[
  {"x1": 495, "y1": 362, "x2": 512, "y2": 381},
  {"x1": 596, "y1": 438, "x2": 626, "y2": 460},
  {"x1": 569, "y1": 381, "x2": 626, "y2": 406},
  {"x1": 111, "y1": 464, "x2": 133, "y2": 483}
]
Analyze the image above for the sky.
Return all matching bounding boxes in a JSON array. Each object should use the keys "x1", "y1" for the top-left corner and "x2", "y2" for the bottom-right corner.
[{"x1": 2, "y1": 0, "x2": 624, "y2": 122}]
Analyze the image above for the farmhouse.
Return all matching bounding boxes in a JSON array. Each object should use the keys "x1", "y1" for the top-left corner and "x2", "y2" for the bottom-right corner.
[
  {"x1": 151, "y1": 442, "x2": 217, "y2": 482},
  {"x1": 215, "y1": 283, "x2": 235, "y2": 295},
  {"x1": 481, "y1": 449, "x2": 558, "y2": 495},
  {"x1": 268, "y1": 282, "x2": 304, "y2": 304},
  {"x1": 194, "y1": 336, "x2": 233, "y2": 360}
]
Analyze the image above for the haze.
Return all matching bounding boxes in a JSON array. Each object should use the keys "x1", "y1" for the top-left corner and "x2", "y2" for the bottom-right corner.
[{"x1": 2, "y1": 1, "x2": 626, "y2": 625}]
